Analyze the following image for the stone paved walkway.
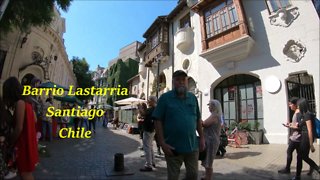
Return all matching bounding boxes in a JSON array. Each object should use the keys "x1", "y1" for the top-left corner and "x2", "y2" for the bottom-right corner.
[{"x1": 27, "y1": 121, "x2": 320, "y2": 180}]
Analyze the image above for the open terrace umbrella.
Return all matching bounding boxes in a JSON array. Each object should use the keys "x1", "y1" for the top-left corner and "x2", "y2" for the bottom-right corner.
[
  {"x1": 39, "y1": 81, "x2": 69, "y2": 91},
  {"x1": 114, "y1": 97, "x2": 146, "y2": 106},
  {"x1": 114, "y1": 97, "x2": 146, "y2": 124},
  {"x1": 54, "y1": 95, "x2": 84, "y2": 106}
]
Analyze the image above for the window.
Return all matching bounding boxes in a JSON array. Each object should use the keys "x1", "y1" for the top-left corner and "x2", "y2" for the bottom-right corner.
[
  {"x1": 151, "y1": 33, "x2": 159, "y2": 49},
  {"x1": 266, "y1": 0, "x2": 291, "y2": 13},
  {"x1": 180, "y1": 13, "x2": 191, "y2": 29},
  {"x1": 214, "y1": 74, "x2": 263, "y2": 128},
  {"x1": 204, "y1": 0, "x2": 239, "y2": 38}
]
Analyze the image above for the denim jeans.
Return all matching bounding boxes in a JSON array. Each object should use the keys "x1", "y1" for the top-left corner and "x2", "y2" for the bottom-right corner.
[{"x1": 42, "y1": 120, "x2": 52, "y2": 141}]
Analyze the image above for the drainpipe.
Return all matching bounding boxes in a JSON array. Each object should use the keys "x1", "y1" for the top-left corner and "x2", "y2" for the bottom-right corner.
[
  {"x1": 156, "y1": 58, "x2": 160, "y2": 99},
  {"x1": 147, "y1": 67, "x2": 150, "y2": 99},
  {"x1": 170, "y1": 21, "x2": 174, "y2": 88}
]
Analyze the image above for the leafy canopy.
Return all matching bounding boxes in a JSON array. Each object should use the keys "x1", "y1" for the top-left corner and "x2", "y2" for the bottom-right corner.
[
  {"x1": 70, "y1": 57, "x2": 95, "y2": 101},
  {"x1": 0, "y1": 0, "x2": 72, "y2": 33}
]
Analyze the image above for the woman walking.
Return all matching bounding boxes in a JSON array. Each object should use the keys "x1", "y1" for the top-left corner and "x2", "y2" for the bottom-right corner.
[
  {"x1": 291, "y1": 98, "x2": 320, "y2": 180},
  {"x1": 201, "y1": 99, "x2": 222, "y2": 180}
]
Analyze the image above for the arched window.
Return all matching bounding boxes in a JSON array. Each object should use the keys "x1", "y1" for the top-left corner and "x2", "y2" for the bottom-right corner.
[{"x1": 214, "y1": 74, "x2": 263, "y2": 129}]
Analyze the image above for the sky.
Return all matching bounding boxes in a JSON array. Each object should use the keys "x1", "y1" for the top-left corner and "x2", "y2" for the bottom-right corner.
[{"x1": 60, "y1": 0, "x2": 178, "y2": 71}]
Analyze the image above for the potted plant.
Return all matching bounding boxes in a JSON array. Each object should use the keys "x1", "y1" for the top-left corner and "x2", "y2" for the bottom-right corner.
[{"x1": 249, "y1": 121, "x2": 263, "y2": 144}]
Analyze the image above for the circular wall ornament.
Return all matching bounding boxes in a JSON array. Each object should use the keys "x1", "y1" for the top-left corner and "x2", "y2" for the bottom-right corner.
[
  {"x1": 182, "y1": 59, "x2": 190, "y2": 70},
  {"x1": 264, "y1": 75, "x2": 281, "y2": 93}
]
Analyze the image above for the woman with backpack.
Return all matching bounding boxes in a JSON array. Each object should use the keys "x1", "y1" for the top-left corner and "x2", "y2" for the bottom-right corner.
[{"x1": 290, "y1": 98, "x2": 320, "y2": 180}]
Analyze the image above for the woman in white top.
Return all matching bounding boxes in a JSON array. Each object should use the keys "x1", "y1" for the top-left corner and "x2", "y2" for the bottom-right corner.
[{"x1": 201, "y1": 99, "x2": 222, "y2": 180}]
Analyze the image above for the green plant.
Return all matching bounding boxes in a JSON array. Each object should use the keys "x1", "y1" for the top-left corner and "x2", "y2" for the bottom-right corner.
[
  {"x1": 229, "y1": 121, "x2": 251, "y2": 131},
  {"x1": 239, "y1": 121, "x2": 251, "y2": 131},
  {"x1": 253, "y1": 121, "x2": 260, "y2": 131}
]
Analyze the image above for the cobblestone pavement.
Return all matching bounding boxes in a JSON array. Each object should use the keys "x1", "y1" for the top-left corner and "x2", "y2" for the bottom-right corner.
[{"x1": 28, "y1": 121, "x2": 320, "y2": 180}]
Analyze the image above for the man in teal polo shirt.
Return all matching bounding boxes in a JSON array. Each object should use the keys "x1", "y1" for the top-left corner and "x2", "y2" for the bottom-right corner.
[{"x1": 153, "y1": 70, "x2": 205, "y2": 180}]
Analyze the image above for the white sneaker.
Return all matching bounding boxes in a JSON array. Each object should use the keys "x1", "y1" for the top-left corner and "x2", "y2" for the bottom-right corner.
[{"x1": 4, "y1": 171, "x2": 17, "y2": 179}]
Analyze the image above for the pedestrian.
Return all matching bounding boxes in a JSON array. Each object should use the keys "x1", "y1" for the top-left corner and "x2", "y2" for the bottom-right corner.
[
  {"x1": 289, "y1": 98, "x2": 320, "y2": 180},
  {"x1": 137, "y1": 103, "x2": 147, "y2": 151},
  {"x1": 137, "y1": 103, "x2": 147, "y2": 144},
  {"x1": 41, "y1": 97, "x2": 53, "y2": 141},
  {"x1": 102, "y1": 110, "x2": 108, "y2": 128},
  {"x1": 278, "y1": 97, "x2": 312, "y2": 174},
  {"x1": 89, "y1": 105, "x2": 96, "y2": 133},
  {"x1": 80, "y1": 102, "x2": 89, "y2": 130},
  {"x1": 3, "y1": 77, "x2": 39, "y2": 180},
  {"x1": 201, "y1": 99, "x2": 222, "y2": 180},
  {"x1": 216, "y1": 114, "x2": 227, "y2": 157},
  {"x1": 140, "y1": 96, "x2": 157, "y2": 172},
  {"x1": 153, "y1": 70, "x2": 205, "y2": 180}
]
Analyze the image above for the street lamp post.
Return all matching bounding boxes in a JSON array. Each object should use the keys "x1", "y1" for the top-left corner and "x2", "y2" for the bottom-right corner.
[{"x1": 156, "y1": 58, "x2": 160, "y2": 99}]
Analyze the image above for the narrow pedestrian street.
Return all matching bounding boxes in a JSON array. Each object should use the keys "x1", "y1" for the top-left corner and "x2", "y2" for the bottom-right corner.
[{"x1": 29, "y1": 120, "x2": 320, "y2": 180}]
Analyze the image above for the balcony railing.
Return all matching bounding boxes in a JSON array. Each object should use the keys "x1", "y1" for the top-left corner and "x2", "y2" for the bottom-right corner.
[
  {"x1": 175, "y1": 27, "x2": 194, "y2": 53},
  {"x1": 145, "y1": 42, "x2": 169, "y2": 67}
]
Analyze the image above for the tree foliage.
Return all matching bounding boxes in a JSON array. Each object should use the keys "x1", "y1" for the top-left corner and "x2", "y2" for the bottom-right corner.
[
  {"x1": 0, "y1": 0, "x2": 72, "y2": 33},
  {"x1": 70, "y1": 57, "x2": 95, "y2": 101}
]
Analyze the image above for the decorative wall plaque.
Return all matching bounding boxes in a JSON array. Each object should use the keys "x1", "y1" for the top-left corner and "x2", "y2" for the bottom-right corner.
[
  {"x1": 269, "y1": 7, "x2": 299, "y2": 27},
  {"x1": 283, "y1": 40, "x2": 306, "y2": 63}
]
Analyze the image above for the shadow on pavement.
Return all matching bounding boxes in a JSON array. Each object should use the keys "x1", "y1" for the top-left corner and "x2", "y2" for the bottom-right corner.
[
  {"x1": 34, "y1": 127, "x2": 140, "y2": 179},
  {"x1": 225, "y1": 151, "x2": 261, "y2": 160}
]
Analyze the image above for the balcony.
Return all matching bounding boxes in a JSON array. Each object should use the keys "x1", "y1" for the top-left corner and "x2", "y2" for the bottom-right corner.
[
  {"x1": 175, "y1": 27, "x2": 194, "y2": 53},
  {"x1": 145, "y1": 42, "x2": 169, "y2": 67},
  {"x1": 200, "y1": 35, "x2": 254, "y2": 66}
]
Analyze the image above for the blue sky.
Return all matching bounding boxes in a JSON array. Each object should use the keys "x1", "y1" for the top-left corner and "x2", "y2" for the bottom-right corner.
[{"x1": 60, "y1": 0, "x2": 178, "y2": 71}]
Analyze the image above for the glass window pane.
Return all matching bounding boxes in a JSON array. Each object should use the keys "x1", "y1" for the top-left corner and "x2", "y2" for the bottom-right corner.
[
  {"x1": 231, "y1": 7, "x2": 238, "y2": 26},
  {"x1": 239, "y1": 85, "x2": 246, "y2": 100},
  {"x1": 280, "y1": 0, "x2": 290, "y2": 8},
  {"x1": 269, "y1": 0, "x2": 279, "y2": 12},
  {"x1": 240, "y1": 100, "x2": 247, "y2": 120},
  {"x1": 223, "y1": 88, "x2": 228, "y2": 100},
  {"x1": 214, "y1": 89, "x2": 222, "y2": 102},
  {"x1": 206, "y1": 22, "x2": 211, "y2": 38},
  {"x1": 221, "y1": 10, "x2": 229, "y2": 30},
  {"x1": 229, "y1": 101, "x2": 236, "y2": 119},
  {"x1": 247, "y1": 99, "x2": 255, "y2": 119},
  {"x1": 224, "y1": 102, "x2": 229, "y2": 119},
  {"x1": 246, "y1": 84, "x2": 254, "y2": 99}
]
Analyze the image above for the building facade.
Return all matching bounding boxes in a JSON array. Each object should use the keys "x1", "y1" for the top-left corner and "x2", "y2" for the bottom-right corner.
[
  {"x1": 90, "y1": 41, "x2": 141, "y2": 107},
  {"x1": 0, "y1": 6, "x2": 77, "y2": 96},
  {"x1": 91, "y1": 65, "x2": 107, "y2": 108},
  {"x1": 138, "y1": 0, "x2": 319, "y2": 144}
]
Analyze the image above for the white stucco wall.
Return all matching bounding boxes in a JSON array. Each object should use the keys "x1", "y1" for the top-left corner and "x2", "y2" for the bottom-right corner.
[{"x1": 191, "y1": 0, "x2": 319, "y2": 144}]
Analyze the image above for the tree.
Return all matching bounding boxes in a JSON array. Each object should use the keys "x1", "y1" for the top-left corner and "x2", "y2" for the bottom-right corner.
[
  {"x1": 0, "y1": 0, "x2": 72, "y2": 33},
  {"x1": 70, "y1": 57, "x2": 95, "y2": 101}
]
